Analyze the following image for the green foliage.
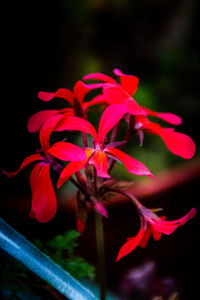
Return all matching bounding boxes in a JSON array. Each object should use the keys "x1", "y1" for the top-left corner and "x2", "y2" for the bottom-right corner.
[{"x1": 35, "y1": 230, "x2": 95, "y2": 280}]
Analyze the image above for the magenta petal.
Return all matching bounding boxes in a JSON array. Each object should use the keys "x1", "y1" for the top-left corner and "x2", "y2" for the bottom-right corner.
[
  {"x1": 93, "y1": 200, "x2": 108, "y2": 218},
  {"x1": 83, "y1": 72, "x2": 116, "y2": 84},
  {"x1": 38, "y1": 88, "x2": 74, "y2": 105},
  {"x1": 30, "y1": 164, "x2": 57, "y2": 223},
  {"x1": 27, "y1": 110, "x2": 59, "y2": 133},
  {"x1": 163, "y1": 208, "x2": 197, "y2": 226},
  {"x1": 55, "y1": 116, "x2": 98, "y2": 142},
  {"x1": 3, "y1": 154, "x2": 43, "y2": 178},
  {"x1": 149, "y1": 208, "x2": 196, "y2": 235},
  {"x1": 116, "y1": 227, "x2": 144, "y2": 261},
  {"x1": 98, "y1": 104, "x2": 126, "y2": 143},
  {"x1": 158, "y1": 129, "x2": 196, "y2": 159},
  {"x1": 113, "y1": 68, "x2": 139, "y2": 96},
  {"x1": 47, "y1": 141, "x2": 86, "y2": 162},
  {"x1": 106, "y1": 147, "x2": 154, "y2": 177},
  {"x1": 89, "y1": 151, "x2": 110, "y2": 178}
]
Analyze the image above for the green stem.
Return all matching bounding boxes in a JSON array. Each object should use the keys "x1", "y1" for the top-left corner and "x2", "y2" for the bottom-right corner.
[{"x1": 95, "y1": 212, "x2": 106, "y2": 300}]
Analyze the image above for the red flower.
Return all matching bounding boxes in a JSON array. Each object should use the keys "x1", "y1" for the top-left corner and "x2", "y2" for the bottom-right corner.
[
  {"x1": 84, "y1": 69, "x2": 195, "y2": 159},
  {"x1": 83, "y1": 69, "x2": 184, "y2": 123},
  {"x1": 27, "y1": 80, "x2": 104, "y2": 148},
  {"x1": 3, "y1": 138, "x2": 86, "y2": 222},
  {"x1": 133, "y1": 116, "x2": 196, "y2": 159},
  {"x1": 116, "y1": 207, "x2": 197, "y2": 261},
  {"x1": 54, "y1": 105, "x2": 154, "y2": 188}
]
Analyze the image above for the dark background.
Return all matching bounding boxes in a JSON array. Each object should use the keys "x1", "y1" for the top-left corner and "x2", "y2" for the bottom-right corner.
[{"x1": 1, "y1": 0, "x2": 200, "y2": 299}]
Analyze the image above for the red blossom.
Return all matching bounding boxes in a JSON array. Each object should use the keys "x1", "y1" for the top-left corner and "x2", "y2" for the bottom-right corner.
[
  {"x1": 3, "y1": 140, "x2": 85, "y2": 223},
  {"x1": 84, "y1": 69, "x2": 195, "y2": 159},
  {"x1": 116, "y1": 207, "x2": 197, "y2": 261},
  {"x1": 56, "y1": 105, "x2": 153, "y2": 188},
  {"x1": 27, "y1": 80, "x2": 104, "y2": 148}
]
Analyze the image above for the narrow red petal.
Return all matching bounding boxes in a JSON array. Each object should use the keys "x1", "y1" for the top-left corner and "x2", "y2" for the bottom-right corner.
[
  {"x1": 3, "y1": 154, "x2": 43, "y2": 178},
  {"x1": 106, "y1": 147, "x2": 154, "y2": 177},
  {"x1": 30, "y1": 164, "x2": 57, "y2": 222},
  {"x1": 27, "y1": 110, "x2": 59, "y2": 133},
  {"x1": 73, "y1": 80, "x2": 103, "y2": 103},
  {"x1": 149, "y1": 219, "x2": 179, "y2": 235},
  {"x1": 161, "y1": 208, "x2": 197, "y2": 226},
  {"x1": 83, "y1": 95, "x2": 108, "y2": 109},
  {"x1": 83, "y1": 72, "x2": 116, "y2": 84},
  {"x1": 98, "y1": 104, "x2": 126, "y2": 143},
  {"x1": 138, "y1": 225, "x2": 152, "y2": 248},
  {"x1": 113, "y1": 68, "x2": 139, "y2": 96},
  {"x1": 47, "y1": 141, "x2": 86, "y2": 162},
  {"x1": 55, "y1": 116, "x2": 98, "y2": 142},
  {"x1": 38, "y1": 88, "x2": 74, "y2": 105},
  {"x1": 146, "y1": 109, "x2": 182, "y2": 125},
  {"x1": 39, "y1": 114, "x2": 63, "y2": 149},
  {"x1": 89, "y1": 151, "x2": 110, "y2": 178},
  {"x1": 101, "y1": 86, "x2": 129, "y2": 105},
  {"x1": 57, "y1": 148, "x2": 94, "y2": 188},
  {"x1": 158, "y1": 129, "x2": 196, "y2": 159},
  {"x1": 126, "y1": 97, "x2": 147, "y2": 116},
  {"x1": 116, "y1": 227, "x2": 144, "y2": 261}
]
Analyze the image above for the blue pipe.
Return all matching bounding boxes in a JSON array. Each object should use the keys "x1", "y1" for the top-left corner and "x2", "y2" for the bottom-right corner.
[{"x1": 0, "y1": 218, "x2": 98, "y2": 300}]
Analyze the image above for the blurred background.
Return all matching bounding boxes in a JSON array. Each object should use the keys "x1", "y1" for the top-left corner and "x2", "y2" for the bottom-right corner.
[{"x1": 1, "y1": 0, "x2": 200, "y2": 299}]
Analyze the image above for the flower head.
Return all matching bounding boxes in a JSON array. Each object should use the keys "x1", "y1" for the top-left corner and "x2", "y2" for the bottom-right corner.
[
  {"x1": 84, "y1": 69, "x2": 195, "y2": 159},
  {"x1": 55, "y1": 105, "x2": 154, "y2": 188},
  {"x1": 116, "y1": 207, "x2": 197, "y2": 261},
  {"x1": 3, "y1": 138, "x2": 85, "y2": 222},
  {"x1": 27, "y1": 80, "x2": 104, "y2": 148}
]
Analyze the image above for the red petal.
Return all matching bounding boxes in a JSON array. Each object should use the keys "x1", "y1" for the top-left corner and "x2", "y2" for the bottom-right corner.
[
  {"x1": 3, "y1": 154, "x2": 43, "y2": 178},
  {"x1": 116, "y1": 227, "x2": 144, "y2": 261},
  {"x1": 158, "y1": 129, "x2": 196, "y2": 159},
  {"x1": 139, "y1": 225, "x2": 152, "y2": 248},
  {"x1": 149, "y1": 219, "x2": 179, "y2": 235},
  {"x1": 161, "y1": 208, "x2": 197, "y2": 226},
  {"x1": 113, "y1": 69, "x2": 139, "y2": 96},
  {"x1": 126, "y1": 97, "x2": 147, "y2": 116},
  {"x1": 102, "y1": 86, "x2": 129, "y2": 105},
  {"x1": 98, "y1": 104, "x2": 126, "y2": 143},
  {"x1": 89, "y1": 151, "x2": 110, "y2": 178},
  {"x1": 57, "y1": 148, "x2": 94, "y2": 188},
  {"x1": 39, "y1": 114, "x2": 63, "y2": 149},
  {"x1": 47, "y1": 141, "x2": 86, "y2": 162},
  {"x1": 106, "y1": 147, "x2": 154, "y2": 177},
  {"x1": 146, "y1": 109, "x2": 182, "y2": 125},
  {"x1": 30, "y1": 164, "x2": 57, "y2": 222},
  {"x1": 38, "y1": 88, "x2": 74, "y2": 105},
  {"x1": 55, "y1": 116, "x2": 98, "y2": 142},
  {"x1": 27, "y1": 110, "x2": 59, "y2": 133},
  {"x1": 83, "y1": 72, "x2": 116, "y2": 84},
  {"x1": 73, "y1": 80, "x2": 103, "y2": 103},
  {"x1": 83, "y1": 95, "x2": 108, "y2": 109},
  {"x1": 152, "y1": 227, "x2": 162, "y2": 241}
]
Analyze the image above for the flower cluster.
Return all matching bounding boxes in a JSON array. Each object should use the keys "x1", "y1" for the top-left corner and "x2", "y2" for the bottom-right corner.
[{"x1": 4, "y1": 69, "x2": 196, "y2": 260}]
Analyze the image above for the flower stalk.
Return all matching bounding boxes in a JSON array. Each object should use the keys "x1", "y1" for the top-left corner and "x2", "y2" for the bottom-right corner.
[{"x1": 95, "y1": 212, "x2": 106, "y2": 300}]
